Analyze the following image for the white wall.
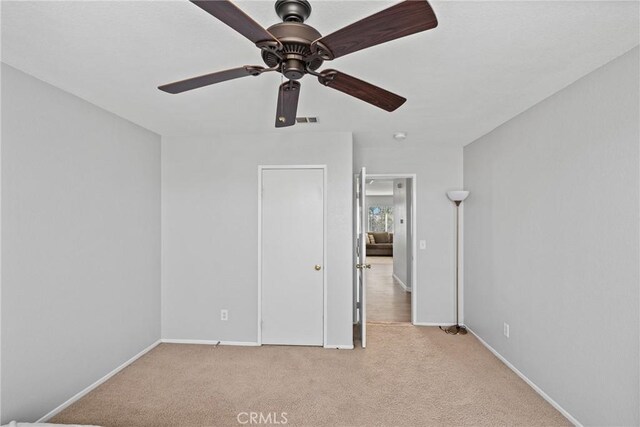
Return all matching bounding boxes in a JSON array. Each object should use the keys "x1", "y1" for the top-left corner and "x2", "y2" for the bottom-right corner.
[
  {"x1": 365, "y1": 195, "x2": 393, "y2": 209},
  {"x1": 463, "y1": 47, "x2": 639, "y2": 426},
  {"x1": 1, "y1": 64, "x2": 161, "y2": 423},
  {"x1": 392, "y1": 179, "x2": 409, "y2": 288},
  {"x1": 354, "y1": 137, "x2": 463, "y2": 324},
  {"x1": 405, "y1": 179, "x2": 413, "y2": 290},
  {"x1": 162, "y1": 132, "x2": 353, "y2": 347}
]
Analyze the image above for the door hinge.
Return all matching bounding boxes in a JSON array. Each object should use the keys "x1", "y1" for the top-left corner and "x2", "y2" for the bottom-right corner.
[{"x1": 356, "y1": 302, "x2": 361, "y2": 309}]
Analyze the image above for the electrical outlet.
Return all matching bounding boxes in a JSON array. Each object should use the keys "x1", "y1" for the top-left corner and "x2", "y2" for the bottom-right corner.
[
  {"x1": 419, "y1": 240, "x2": 426, "y2": 250},
  {"x1": 503, "y1": 322, "x2": 510, "y2": 338},
  {"x1": 221, "y1": 309, "x2": 228, "y2": 321}
]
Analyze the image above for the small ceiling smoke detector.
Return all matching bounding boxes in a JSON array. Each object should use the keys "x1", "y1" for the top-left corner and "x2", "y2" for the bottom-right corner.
[{"x1": 393, "y1": 132, "x2": 407, "y2": 141}]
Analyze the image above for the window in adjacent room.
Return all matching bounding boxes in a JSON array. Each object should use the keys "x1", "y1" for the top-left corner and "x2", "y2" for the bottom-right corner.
[{"x1": 368, "y1": 206, "x2": 394, "y2": 232}]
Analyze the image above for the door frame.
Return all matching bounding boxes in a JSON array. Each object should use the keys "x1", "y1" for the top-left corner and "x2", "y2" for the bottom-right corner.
[
  {"x1": 357, "y1": 173, "x2": 418, "y2": 325},
  {"x1": 257, "y1": 165, "x2": 328, "y2": 347}
]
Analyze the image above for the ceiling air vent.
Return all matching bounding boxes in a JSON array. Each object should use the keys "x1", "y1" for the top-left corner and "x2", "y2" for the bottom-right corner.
[{"x1": 296, "y1": 117, "x2": 319, "y2": 123}]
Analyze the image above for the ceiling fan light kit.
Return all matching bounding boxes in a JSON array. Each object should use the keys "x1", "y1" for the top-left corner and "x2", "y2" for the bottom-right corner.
[{"x1": 159, "y1": 0, "x2": 438, "y2": 127}]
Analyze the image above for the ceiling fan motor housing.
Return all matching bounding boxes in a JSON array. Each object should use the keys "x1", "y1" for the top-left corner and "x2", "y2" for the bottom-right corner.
[{"x1": 262, "y1": 21, "x2": 324, "y2": 80}]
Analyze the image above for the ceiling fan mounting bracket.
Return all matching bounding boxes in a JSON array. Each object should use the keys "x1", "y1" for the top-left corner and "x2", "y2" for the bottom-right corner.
[
  {"x1": 255, "y1": 40, "x2": 284, "y2": 56},
  {"x1": 318, "y1": 70, "x2": 337, "y2": 86},
  {"x1": 283, "y1": 80, "x2": 299, "y2": 92},
  {"x1": 304, "y1": 64, "x2": 323, "y2": 78},
  {"x1": 275, "y1": 0, "x2": 312, "y2": 23},
  {"x1": 309, "y1": 40, "x2": 334, "y2": 61},
  {"x1": 243, "y1": 65, "x2": 266, "y2": 76}
]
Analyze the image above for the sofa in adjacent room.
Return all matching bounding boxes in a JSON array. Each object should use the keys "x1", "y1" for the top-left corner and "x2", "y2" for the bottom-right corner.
[{"x1": 366, "y1": 232, "x2": 393, "y2": 256}]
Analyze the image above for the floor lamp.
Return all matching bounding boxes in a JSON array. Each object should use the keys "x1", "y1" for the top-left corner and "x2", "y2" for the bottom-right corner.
[{"x1": 441, "y1": 190, "x2": 470, "y2": 335}]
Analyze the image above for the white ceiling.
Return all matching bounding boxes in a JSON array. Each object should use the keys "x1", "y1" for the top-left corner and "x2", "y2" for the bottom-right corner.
[
  {"x1": 1, "y1": 1, "x2": 638, "y2": 145},
  {"x1": 366, "y1": 179, "x2": 394, "y2": 196}
]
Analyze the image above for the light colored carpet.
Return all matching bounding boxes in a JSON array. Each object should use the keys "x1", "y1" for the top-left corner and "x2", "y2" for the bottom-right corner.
[{"x1": 52, "y1": 325, "x2": 569, "y2": 426}]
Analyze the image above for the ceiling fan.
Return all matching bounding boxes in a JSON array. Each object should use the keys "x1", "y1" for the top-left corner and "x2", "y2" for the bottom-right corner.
[{"x1": 158, "y1": 0, "x2": 438, "y2": 127}]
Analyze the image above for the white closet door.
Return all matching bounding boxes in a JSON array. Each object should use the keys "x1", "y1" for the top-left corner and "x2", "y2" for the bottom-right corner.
[{"x1": 261, "y1": 168, "x2": 324, "y2": 346}]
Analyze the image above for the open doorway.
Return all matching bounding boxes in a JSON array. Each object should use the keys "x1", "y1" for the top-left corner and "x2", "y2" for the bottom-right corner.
[
  {"x1": 365, "y1": 178, "x2": 412, "y2": 323},
  {"x1": 354, "y1": 170, "x2": 417, "y2": 347}
]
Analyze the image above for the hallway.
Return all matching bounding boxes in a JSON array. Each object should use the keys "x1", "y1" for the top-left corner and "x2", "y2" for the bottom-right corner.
[{"x1": 366, "y1": 256, "x2": 411, "y2": 322}]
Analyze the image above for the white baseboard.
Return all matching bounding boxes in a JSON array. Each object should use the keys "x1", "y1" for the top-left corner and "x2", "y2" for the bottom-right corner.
[
  {"x1": 163, "y1": 339, "x2": 350, "y2": 349},
  {"x1": 324, "y1": 344, "x2": 354, "y2": 350},
  {"x1": 37, "y1": 339, "x2": 161, "y2": 422},
  {"x1": 413, "y1": 322, "x2": 456, "y2": 327},
  {"x1": 161, "y1": 338, "x2": 259, "y2": 346},
  {"x1": 467, "y1": 327, "x2": 582, "y2": 427},
  {"x1": 392, "y1": 273, "x2": 411, "y2": 292}
]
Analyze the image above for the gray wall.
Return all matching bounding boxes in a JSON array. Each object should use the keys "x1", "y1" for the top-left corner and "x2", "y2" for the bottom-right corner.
[
  {"x1": 162, "y1": 133, "x2": 353, "y2": 347},
  {"x1": 392, "y1": 179, "x2": 409, "y2": 288},
  {"x1": 354, "y1": 137, "x2": 462, "y2": 324},
  {"x1": 1, "y1": 64, "x2": 161, "y2": 423},
  {"x1": 463, "y1": 47, "x2": 639, "y2": 426}
]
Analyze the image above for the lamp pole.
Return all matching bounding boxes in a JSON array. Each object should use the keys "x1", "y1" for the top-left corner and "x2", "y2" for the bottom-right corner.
[{"x1": 441, "y1": 191, "x2": 469, "y2": 335}]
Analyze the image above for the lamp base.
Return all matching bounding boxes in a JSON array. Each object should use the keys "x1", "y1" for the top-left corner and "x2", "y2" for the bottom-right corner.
[{"x1": 439, "y1": 324, "x2": 467, "y2": 335}]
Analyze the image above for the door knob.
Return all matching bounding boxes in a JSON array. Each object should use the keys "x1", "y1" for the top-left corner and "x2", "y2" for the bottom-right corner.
[{"x1": 315, "y1": 265, "x2": 322, "y2": 271}]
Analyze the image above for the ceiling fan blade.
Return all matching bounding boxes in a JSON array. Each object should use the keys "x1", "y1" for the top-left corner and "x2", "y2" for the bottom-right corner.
[
  {"x1": 158, "y1": 66, "x2": 264, "y2": 94},
  {"x1": 312, "y1": 0, "x2": 437, "y2": 60},
  {"x1": 318, "y1": 70, "x2": 406, "y2": 112},
  {"x1": 275, "y1": 81, "x2": 301, "y2": 128},
  {"x1": 190, "y1": 0, "x2": 280, "y2": 47}
]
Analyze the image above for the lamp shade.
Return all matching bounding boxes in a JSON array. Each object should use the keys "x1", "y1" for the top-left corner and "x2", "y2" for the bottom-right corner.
[{"x1": 447, "y1": 190, "x2": 470, "y2": 202}]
